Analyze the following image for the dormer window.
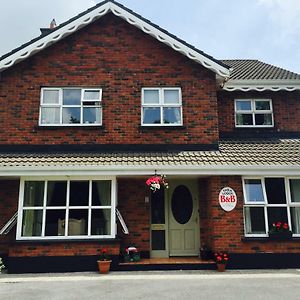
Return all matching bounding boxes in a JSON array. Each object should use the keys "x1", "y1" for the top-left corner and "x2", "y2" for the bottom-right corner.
[
  {"x1": 39, "y1": 88, "x2": 102, "y2": 126},
  {"x1": 141, "y1": 88, "x2": 182, "y2": 126},
  {"x1": 235, "y1": 99, "x2": 273, "y2": 127}
]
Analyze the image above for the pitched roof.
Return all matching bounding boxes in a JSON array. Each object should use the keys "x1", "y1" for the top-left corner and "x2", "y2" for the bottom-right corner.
[
  {"x1": 221, "y1": 59, "x2": 300, "y2": 91},
  {"x1": 0, "y1": 139, "x2": 299, "y2": 175},
  {"x1": 0, "y1": 0, "x2": 229, "y2": 77}
]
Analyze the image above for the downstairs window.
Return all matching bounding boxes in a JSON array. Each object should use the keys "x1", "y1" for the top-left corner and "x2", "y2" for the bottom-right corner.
[
  {"x1": 17, "y1": 178, "x2": 116, "y2": 240},
  {"x1": 243, "y1": 177, "x2": 300, "y2": 237}
]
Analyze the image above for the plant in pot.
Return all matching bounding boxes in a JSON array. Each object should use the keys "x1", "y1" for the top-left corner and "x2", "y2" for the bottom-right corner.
[
  {"x1": 214, "y1": 252, "x2": 229, "y2": 272},
  {"x1": 97, "y1": 249, "x2": 112, "y2": 274},
  {"x1": 123, "y1": 246, "x2": 140, "y2": 262},
  {"x1": 0, "y1": 258, "x2": 5, "y2": 274},
  {"x1": 145, "y1": 175, "x2": 168, "y2": 193},
  {"x1": 268, "y1": 221, "x2": 292, "y2": 240}
]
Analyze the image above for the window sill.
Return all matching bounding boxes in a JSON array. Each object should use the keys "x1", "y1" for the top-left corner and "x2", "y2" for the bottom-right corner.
[
  {"x1": 14, "y1": 238, "x2": 120, "y2": 244},
  {"x1": 242, "y1": 236, "x2": 300, "y2": 242},
  {"x1": 139, "y1": 125, "x2": 186, "y2": 131},
  {"x1": 35, "y1": 125, "x2": 104, "y2": 130}
]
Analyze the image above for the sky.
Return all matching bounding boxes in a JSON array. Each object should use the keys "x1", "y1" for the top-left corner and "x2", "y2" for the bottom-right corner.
[{"x1": 1, "y1": 0, "x2": 300, "y2": 73}]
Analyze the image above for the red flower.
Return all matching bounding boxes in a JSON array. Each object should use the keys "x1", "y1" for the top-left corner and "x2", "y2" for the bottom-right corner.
[{"x1": 102, "y1": 249, "x2": 107, "y2": 254}]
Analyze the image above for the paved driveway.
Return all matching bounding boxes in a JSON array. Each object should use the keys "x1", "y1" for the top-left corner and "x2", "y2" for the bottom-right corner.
[{"x1": 1, "y1": 270, "x2": 300, "y2": 300}]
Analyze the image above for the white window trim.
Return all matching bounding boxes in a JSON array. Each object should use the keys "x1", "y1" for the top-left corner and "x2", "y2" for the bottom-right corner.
[
  {"x1": 235, "y1": 99, "x2": 274, "y2": 128},
  {"x1": 141, "y1": 87, "x2": 183, "y2": 126},
  {"x1": 16, "y1": 176, "x2": 116, "y2": 240},
  {"x1": 242, "y1": 176, "x2": 300, "y2": 238},
  {"x1": 39, "y1": 87, "x2": 103, "y2": 126}
]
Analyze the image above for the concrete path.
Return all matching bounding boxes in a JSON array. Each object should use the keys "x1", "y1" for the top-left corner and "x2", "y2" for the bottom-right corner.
[{"x1": 1, "y1": 269, "x2": 300, "y2": 299}]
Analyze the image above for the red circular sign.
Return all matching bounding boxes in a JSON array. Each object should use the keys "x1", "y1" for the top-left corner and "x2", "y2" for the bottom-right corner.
[{"x1": 219, "y1": 187, "x2": 237, "y2": 212}]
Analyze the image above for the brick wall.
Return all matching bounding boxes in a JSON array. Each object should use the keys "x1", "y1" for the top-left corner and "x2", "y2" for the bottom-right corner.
[
  {"x1": 0, "y1": 180, "x2": 19, "y2": 256},
  {"x1": 218, "y1": 91, "x2": 300, "y2": 133},
  {"x1": 0, "y1": 14, "x2": 218, "y2": 146},
  {"x1": 117, "y1": 178, "x2": 150, "y2": 253},
  {"x1": 207, "y1": 176, "x2": 300, "y2": 253}
]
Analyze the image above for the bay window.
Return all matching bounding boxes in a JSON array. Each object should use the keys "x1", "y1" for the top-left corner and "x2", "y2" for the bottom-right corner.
[
  {"x1": 17, "y1": 178, "x2": 116, "y2": 240},
  {"x1": 40, "y1": 88, "x2": 102, "y2": 126},
  {"x1": 243, "y1": 177, "x2": 300, "y2": 237}
]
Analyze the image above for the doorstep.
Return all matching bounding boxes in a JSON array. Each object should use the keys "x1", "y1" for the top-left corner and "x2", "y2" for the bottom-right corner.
[{"x1": 117, "y1": 257, "x2": 215, "y2": 271}]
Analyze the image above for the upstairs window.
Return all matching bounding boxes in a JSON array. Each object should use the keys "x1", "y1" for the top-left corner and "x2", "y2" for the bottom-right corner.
[
  {"x1": 40, "y1": 88, "x2": 102, "y2": 126},
  {"x1": 141, "y1": 88, "x2": 182, "y2": 126},
  {"x1": 235, "y1": 99, "x2": 273, "y2": 127}
]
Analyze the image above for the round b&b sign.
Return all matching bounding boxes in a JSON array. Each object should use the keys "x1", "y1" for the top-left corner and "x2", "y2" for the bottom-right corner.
[{"x1": 219, "y1": 187, "x2": 237, "y2": 212}]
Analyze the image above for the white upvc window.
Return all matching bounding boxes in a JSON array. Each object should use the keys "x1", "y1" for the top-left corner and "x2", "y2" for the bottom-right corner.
[
  {"x1": 141, "y1": 87, "x2": 182, "y2": 126},
  {"x1": 40, "y1": 88, "x2": 102, "y2": 126},
  {"x1": 235, "y1": 99, "x2": 273, "y2": 127},
  {"x1": 16, "y1": 177, "x2": 116, "y2": 240},
  {"x1": 243, "y1": 177, "x2": 300, "y2": 237}
]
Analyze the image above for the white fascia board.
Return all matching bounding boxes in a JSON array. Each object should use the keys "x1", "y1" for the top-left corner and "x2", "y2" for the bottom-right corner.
[
  {"x1": 0, "y1": 2, "x2": 230, "y2": 78},
  {"x1": 223, "y1": 80, "x2": 300, "y2": 91},
  {"x1": 0, "y1": 164, "x2": 299, "y2": 177}
]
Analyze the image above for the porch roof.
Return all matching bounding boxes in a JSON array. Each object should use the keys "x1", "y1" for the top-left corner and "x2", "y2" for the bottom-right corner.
[{"x1": 0, "y1": 139, "x2": 299, "y2": 172}]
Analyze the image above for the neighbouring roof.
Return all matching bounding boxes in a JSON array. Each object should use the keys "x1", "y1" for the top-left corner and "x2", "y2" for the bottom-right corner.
[
  {"x1": 0, "y1": 0, "x2": 229, "y2": 77},
  {"x1": 221, "y1": 59, "x2": 300, "y2": 91},
  {"x1": 0, "y1": 139, "x2": 299, "y2": 175}
]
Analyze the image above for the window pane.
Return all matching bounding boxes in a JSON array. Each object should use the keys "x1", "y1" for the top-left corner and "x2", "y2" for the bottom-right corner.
[
  {"x1": 164, "y1": 90, "x2": 180, "y2": 104},
  {"x1": 43, "y1": 90, "x2": 59, "y2": 104},
  {"x1": 236, "y1": 100, "x2": 251, "y2": 111},
  {"x1": 83, "y1": 107, "x2": 101, "y2": 124},
  {"x1": 265, "y1": 178, "x2": 286, "y2": 204},
  {"x1": 40, "y1": 107, "x2": 60, "y2": 124},
  {"x1": 69, "y1": 181, "x2": 89, "y2": 206},
  {"x1": 68, "y1": 210, "x2": 88, "y2": 235},
  {"x1": 22, "y1": 210, "x2": 43, "y2": 236},
  {"x1": 290, "y1": 179, "x2": 300, "y2": 202},
  {"x1": 91, "y1": 209, "x2": 111, "y2": 235},
  {"x1": 46, "y1": 209, "x2": 66, "y2": 236},
  {"x1": 83, "y1": 90, "x2": 100, "y2": 100},
  {"x1": 290, "y1": 207, "x2": 300, "y2": 234},
  {"x1": 267, "y1": 207, "x2": 288, "y2": 228},
  {"x1": 63, "y1": 89, "x2": 81, "y2": 105},
  {"x1": 92, "y1": 181, "x2": 111, "y2": 206},
  {"x1": 24, "y1": 181, "x2": 44, "y2": 207},
  {"x1": 163, "y1": 107, "x2": 181, "y2": 124},
  {"x1": 143, "y1": 107, "x2": 161, "y2": 124},
  {"x1": 244, "y1": 179, "x2": 264, "y2": 202},
  {"x1": 244, "y1": 207, "x2": 266, "y2": 234},
  {"x1": 255, "y1": 101, "x2": 270, "y2": 110},
  {"x1": 151, "y1": 230, "x2": 166, "y2": 250},
  {"x1": 144, "y1": 90, "x2": 159, "y2": 104},
  {"x1": 47, "y1": 181, "x2": 67, "y2": 206},
  {"x1": 62, "y1": 107, "x2": 80, "y2": 124},
  {"x1": 236, "y1": 114, "x2": 253, "y2": 125},
  {"x1": 151, "y1": 188, "x2": 165, "y2": 224},
  {"x1": 255, "y1": 114, "x2": 272, "y2": 125}
]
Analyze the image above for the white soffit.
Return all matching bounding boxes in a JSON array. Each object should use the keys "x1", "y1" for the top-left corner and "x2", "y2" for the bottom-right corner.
[
  {"x1": 222, "y1": 80, "x2": 300, "y2": 91},
  {"x1": 0, "y1": 1, "x2": 230, "y2": 78}
]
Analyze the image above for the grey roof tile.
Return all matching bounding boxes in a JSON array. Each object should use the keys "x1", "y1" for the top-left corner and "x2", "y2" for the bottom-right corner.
[
  {"x1": 221, "y1": 59, "x2": 300, "y2": 81},
  {"x1": 0, "y1": 139, "x2": 299, "y2": 169}
]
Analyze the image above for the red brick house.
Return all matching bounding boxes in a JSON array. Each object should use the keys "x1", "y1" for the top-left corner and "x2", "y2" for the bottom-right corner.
[{"x1": 1, "y1": 0, "x2": 300, "y2": 273}]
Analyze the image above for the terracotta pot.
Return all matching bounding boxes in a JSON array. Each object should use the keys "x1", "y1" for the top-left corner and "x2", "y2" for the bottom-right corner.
[
  {"x1": 97, "y1": 260, "x2": 112, "y2": 274},
  {"x1": 216, "y1": 263, "x2": 226, "y2": 272}
]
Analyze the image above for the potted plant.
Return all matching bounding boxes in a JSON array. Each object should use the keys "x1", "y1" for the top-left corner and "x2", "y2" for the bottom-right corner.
[
  {"x1": 97, "y1": 249, "x2": 112, "y2": 274},
  {"x1": 145, "y1": 175, "x2": 168, "y2": 193},
  {"x1": 214, "y1": 252, "x2": 229, "y2": 272},
  {"x1": 0, "y1": 258, "x2": 5, "y2": 274},
  {"x1": 123, "y1": 246, "x2": 140, "y2": 262},
  {"x1": 268, "y1": 221, "x2": 292, "y2": 240}
]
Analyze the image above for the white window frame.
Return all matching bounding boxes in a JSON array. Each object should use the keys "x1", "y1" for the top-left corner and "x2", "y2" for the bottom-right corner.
[
  {"x1": 235, "y1": 99, "x2": 274, "y2": 128},
  {"x1": 141, "y1": 87, "x2": 183, "y2": 126},
  {"x1": 16, "y1": 176, "x2": 116, "y2": 240},
  {"x1": 39, "y1": 87, "x2": 102, "y2": 126},
  {"x1": 242, "y1": 176, "x2": 300, "y2": 238}
]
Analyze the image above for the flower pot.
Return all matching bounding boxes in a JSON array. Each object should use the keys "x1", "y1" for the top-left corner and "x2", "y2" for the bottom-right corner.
[
  {"x1": 216, "y1": 263, "x2": 226, "y2": 272},
  {"x1": 268, "y1": 230, "x2": 292, "y2": 240},
  {"x1": 97, "y1": 260, "x2": 112, "y2": 274}
]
